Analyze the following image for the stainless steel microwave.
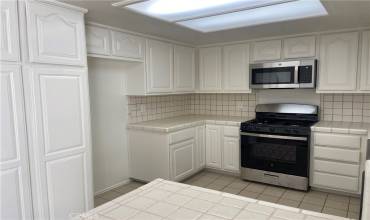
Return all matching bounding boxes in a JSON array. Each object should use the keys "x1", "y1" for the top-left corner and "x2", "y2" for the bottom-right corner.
[{"x1": 250, "y1": 59, "x2": 317, "y2": 89}]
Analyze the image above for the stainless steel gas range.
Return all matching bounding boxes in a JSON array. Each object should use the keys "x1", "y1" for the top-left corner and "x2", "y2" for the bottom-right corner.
[{"x1": 240, "y1": 103, "x2": 319, "y2": 191}]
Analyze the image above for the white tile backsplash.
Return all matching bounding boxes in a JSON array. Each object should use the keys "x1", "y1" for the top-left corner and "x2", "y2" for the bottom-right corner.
[{"x1": 128, "y1": 93, "x2": 370, "y2": 123}]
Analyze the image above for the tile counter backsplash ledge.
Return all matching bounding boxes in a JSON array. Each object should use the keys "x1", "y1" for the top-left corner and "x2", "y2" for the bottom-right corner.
[
  {"x1": 311, "y1": 121, "x2": 370, "y2": 137},
  {"x1": 127, "y1": 115, "x2": 252, "y2": 133}
]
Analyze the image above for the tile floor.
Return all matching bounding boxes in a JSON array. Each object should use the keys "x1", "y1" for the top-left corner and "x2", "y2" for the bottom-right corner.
[{"x1": 94, "y1": 171, "x2": 361, "y2": 219}]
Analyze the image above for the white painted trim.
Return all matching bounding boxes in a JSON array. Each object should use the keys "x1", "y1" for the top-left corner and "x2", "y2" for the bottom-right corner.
[
  {"x1": 32, "y1": 0, "x2": 88, "y2": 13},
  {"x1": 94, "y1": 179, "x2": 131, "y2": 196},
  {"x1": 87, "y1": 22, "x2": 195, "y2": 47},
  {"x1": 87, "y1": 53, "x2": 144, "y2": 63},
  {"x1": 199, "y1": 27, "x2": 370, "y2": 48}
]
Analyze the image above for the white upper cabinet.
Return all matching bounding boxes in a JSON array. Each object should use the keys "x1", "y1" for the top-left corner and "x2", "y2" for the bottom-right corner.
[
  {"x1": 199, "y1": 47, "x2": 222, "y2": 91},
  {"x1": 146, "y1": 39, "x2": 173, "y2": 93},
  {"x1": 23, "y1": 66, "x2": 93, "y2": 220},
  {"x1": 283, "y1": 36, "x2": 316, "y2": 59},
  {"x1": 360, "y1": 31, "x2": 370, "y2": 91},
  {"x1": 223, "y1": 44, "x2": 250, "y2": 92},
  {"x1": 318, "y1": 32, "x2": 359, "y2": 92},
  {"x1": 86, "y1": 25, "x2": 111, "y2": 56},
  {"x1": 111, "y1": 30, "x2": 145, "y2": 60},
  {"x1": 1, "y1": 1, "x2": 20, "y2": 62},
  {"x1": 174, "y1": 45, "x2": 195, "y2": 92},
  {"x1": 252, "y1": 40, "x2": 282, "y2": 62},
  {"x1": 26, "y1": 1, "x2": 86, "y2": 66},
  {"x1": 1, "y1": 65, "x2": 33, "y2": 220}
]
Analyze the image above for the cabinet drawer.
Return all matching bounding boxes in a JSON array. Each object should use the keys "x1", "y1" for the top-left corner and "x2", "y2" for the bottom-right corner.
[
  {"x1": 223, "y1": 126, "x2": 239, "y2": 137},
  {"x1": 314, "y1": 133, "x2": 361, "y2": 149},
  {"x1": 169, "y1": 128, "x2": 195, "y2": 144},
  {"x1": 313, "y1": 146, "x2": 360, "y2": 163},
  {"x1": 313, "y1": 172, "x2": 358, "y2": 192},
  {"x1": 314, "y1": 159, "x2": 359, "y2": 177}
]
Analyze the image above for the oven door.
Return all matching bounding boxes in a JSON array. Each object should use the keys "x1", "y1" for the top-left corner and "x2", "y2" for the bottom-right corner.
[
  {"x1": 240, "y1": 132, "x2": 309, "y2": 177},
  {"x1": 250, "y1": 66, "x2": 298, "y2": 89}
]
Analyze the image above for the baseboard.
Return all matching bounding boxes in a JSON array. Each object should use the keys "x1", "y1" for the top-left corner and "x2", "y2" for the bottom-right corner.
[
  {"x1": 205, "y1": 167, "x2": 241, "y2": 177},
  {"x1": 94, "y1": 179, "x2": 131, "y2": 196}
]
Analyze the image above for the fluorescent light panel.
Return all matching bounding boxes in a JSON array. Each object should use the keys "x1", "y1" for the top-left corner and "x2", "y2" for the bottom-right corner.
[
  {"x1": 178, "y1": 0, "x2": 328, "y2": 32},
  {"x1": 125, "y1": 0, "x2": 293, "y2": 22},
  {"x1": 118, "y1": 0, "x2": 328, "y2": 32}
]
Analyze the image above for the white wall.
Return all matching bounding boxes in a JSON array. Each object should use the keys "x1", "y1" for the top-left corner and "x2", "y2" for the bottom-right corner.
[{"x1": 88, "y1": 57, "x2": 132, "y2": 194}]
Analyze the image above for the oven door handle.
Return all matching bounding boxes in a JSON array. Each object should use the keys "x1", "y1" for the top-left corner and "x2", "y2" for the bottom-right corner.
[{"x1": 240, "y1": 132, "x2": 307, "y2": 141}]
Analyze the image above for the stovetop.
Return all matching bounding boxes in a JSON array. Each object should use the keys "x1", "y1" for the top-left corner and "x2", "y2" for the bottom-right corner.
[{"x1": 240, "y1": 118, "x2": 317, "y2": 136}]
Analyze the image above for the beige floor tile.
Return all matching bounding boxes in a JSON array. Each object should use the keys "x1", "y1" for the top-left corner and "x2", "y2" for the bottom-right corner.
[
  {"x1": 205, "y1": 182, "x2": 226, "y2": 191},
  {"x1": 262, "y1": 186, "x2": 285, "y2": 197},
  {"x1": 350, "y1": 197, "x2": 361, "y2": 205},
  {"x1": 299, "y1": 202, "x2": 323, "y2": 212},
  {"x1": 281, "y1": 190, "x2": 305, "y2": 201},
  {"x1": 114, "y1": 183, "x2": 142, "y2": 194},
  {"x1": 327, "y1": 194, "x2": 350, "y2": 203},
  {"x1": 222, "y1": 187, "x2": 242, "y2": 195},
  {"x1": 239, "y1": 189, "x2": 260, "y2": 199},
  {"x1": 227, "y1": 180, "x2": 249, "y2": 190},
  {"x1": 349, "y1": 203, "x2": 360, "y2": 213},
  {"x1": 244, "y1": 183, "x2": 267, "y2": 193},
  {"x1": 212, "y1": 176, "x2": 236, "y2": 185},
  {"x1": 302, "y1": 195, "x2": 326, "y2": 206},
  {"x1": 98, "y1": 190, "x2": 122, "y2": 201},
  {"x1": 190, "y1": 178, "x2": 214, "y2": 187},
  {"x1": 305, "y1": 191, "x2": 328, "y2": 200},
  {"x1": 322, "y1": 207, "x2": 347, "y2": 218},
  {"x1": 257, "y1": 194, "x2": 280, "y2": 203},
  {"x1": 201, "y1": 171, "x2": 221, "y2": 180},
  {"x1": 324, "y1": 200, "x2": 348, "y2": 211},
  {"x1": 347, "y1": 211, "x2": 360, "y2": 219},
  {"x1": 277, "y1": 198, "x2": 301, "y2": 208},
  {"x1": 94, "y1": 197, "x2": 109, "y2": 207}
]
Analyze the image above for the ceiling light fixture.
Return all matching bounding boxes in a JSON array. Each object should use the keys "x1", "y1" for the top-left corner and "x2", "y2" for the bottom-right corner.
[{"x1": 113, "y1": 0, "x2": 328, "y2": 32}]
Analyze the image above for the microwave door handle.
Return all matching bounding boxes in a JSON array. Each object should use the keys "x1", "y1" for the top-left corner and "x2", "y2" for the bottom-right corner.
[
  {"x1": 294, "y1": 65, "x2": 299, "y2": 84},
  {"x1": 240, "y1": 132, "x2": 307, "y2": 141}
]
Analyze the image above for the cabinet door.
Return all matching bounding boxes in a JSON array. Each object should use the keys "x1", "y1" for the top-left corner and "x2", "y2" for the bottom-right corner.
[
  {"x1": 111, "y1": 30, "x2": 145, "y2": 59},
  {"x1": 196, "y1": 126, "x2": 206, "y2": 170},
  {"x1": 205, "y1": 125, "x2": 222, "y2": 169},
  {"x1": 26, "y1": 1, "x2": 86, "y2": 66},
  {"x1": 223, "y1": 44, "x2": 250, "y2": 92},
  {"x1": 170, "y1": 139, "x2": 195, "y2": 181},
  {"x1": 86, "y1": 25, "x2": 111, "y2": 56},
  {"x1": 318, "y1": 32, "x2": 359, "y2": 91},
  {"x1": 146, "y1": 39, "x2": 173, "y2": 93},
  {"x1": 283, "y1": 36, "x2": 316, "y2": 59},
  {"x1": 360, "y1": 31, "x2": 370, "y2": 91},
  {"x1": 252, "y1": 40, "x2": 282, "y2": 62},
  {"x1": 23, "y1": 67, "x2": 93, "y2": 220},
  {"x1": 1, "y1": 0, "x2": 20, "y2": 61},
  {"x1": 223, "y1": 136, "x2": 240, "y2": 172},
  {"x1": 1, "y1": 65, "x2": 33, "y2": 220},
  {"x1": 174, "y1": 45, "x2": 195, "y2": 92},
  {"x1": 199, "y1": 47, "x2": 222, "y2": 91}
]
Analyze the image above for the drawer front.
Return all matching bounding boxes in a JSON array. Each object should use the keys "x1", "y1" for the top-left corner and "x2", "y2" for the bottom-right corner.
[
  {"x1": 169, "y1": 127, "x2": 195, "y2": 144},
  {"x1": 314, "y1": 159, "x2": 359, "y2": 177},
  {"x1": 314, "y1": 146, "x2": 360, "y2": 163},
  {"x1": 314, "y1": 133, "x2": 361, "y2": 149},
  {"x1": 223, "y1": 126, "x2": 239, "y2": 137},
  {"x1": 313, "y1": 172, "x2": 358, "y2": 192}
]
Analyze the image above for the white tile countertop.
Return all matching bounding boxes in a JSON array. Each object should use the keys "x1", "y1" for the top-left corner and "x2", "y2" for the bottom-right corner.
[
  {"x1": 362, "y1": 160, "x2": 370, "y2": 220},
  {"x1": 77, "y1": 179, "x2": 352, "y2": 220},
  {"x1": 127, "y1": 115, "x2": 252, "y2": 133},
  {"x1": 311, "y1": 121, "x2": 370, "y2": 138}
]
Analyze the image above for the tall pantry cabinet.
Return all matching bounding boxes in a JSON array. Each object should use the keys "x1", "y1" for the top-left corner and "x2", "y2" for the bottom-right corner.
[{"x1": 0, "y1": 1, "x2": 93, "y2": 220}]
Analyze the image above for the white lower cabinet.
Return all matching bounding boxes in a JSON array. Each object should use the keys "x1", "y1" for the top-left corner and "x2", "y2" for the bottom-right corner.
[
  {"x1": 206, "y1": 125, "x2": 240, "y2": 173},
  {"x1": 205, "y1": 125, "x2": 222, "y2": 169},
  {"x1": 311, "y1": 131, "x2": 367, "y2": 194},
  {"x1": 170, "y1": 139, "x2": 196, "y2": 182}
]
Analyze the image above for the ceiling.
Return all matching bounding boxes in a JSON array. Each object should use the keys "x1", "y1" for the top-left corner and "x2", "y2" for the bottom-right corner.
[{"x1": 62, "y1": 0, "x2": 370, "y2": 45}]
